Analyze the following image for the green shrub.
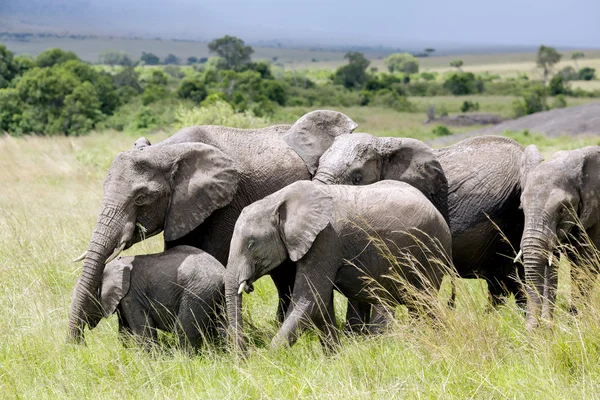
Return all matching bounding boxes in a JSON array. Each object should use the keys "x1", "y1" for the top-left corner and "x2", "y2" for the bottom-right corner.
[
  {"x1": 177, "y1": 77, "x2": 207, "y2": 103},
  {"x1": 461, "y1": 100, "x2": 480, "y2": 113},
  {"x1": 551, "y1": 94, "x2": 568, "y2": 109},
  {"x1": 134, "y1": 106, "x2": 160, "y2": 129},
  {"x1": 141, "y1": 84, "x2": 168, "y2": 105},
  {"x1": 512, "y1": 85, "x2": 548, "y2": 118},
  {"x1": 443, "y1": 72, "x2": 484, "y2": 95},
  {"x1": 432, "y1": 125, "x2": 452, "y2": 136},
  {"x1": 579, "y1": 67, "x2": 596, "y2": 81},
  {"x1": 549, "y1": 74, "x2": 570, "y2": 96}
]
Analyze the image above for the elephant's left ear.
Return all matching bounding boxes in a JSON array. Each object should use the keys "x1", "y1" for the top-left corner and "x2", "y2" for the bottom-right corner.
[
  {"x1": 578, "y1": 148, "x2": 600, "y2": 227},
  {"x1": 277, "y1": 181, "x2": 334, "y2": 262},
  {"x1": 520, "y1": 145, "x2": 544, "y2": 193},
  {"x1": 283, "y1": 110, "x2": 358, "y2": 175},
  {"x1": 163, "y1": 143, "x2": 240, "y2": 242},
  {"x1": 100, "y1": 257, "x2": 133, "y2": 317}
]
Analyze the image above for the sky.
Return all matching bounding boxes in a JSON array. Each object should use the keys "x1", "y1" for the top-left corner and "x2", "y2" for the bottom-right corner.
[{"x1": 2, "y1": 0, "x2": 600, "y2": 48}]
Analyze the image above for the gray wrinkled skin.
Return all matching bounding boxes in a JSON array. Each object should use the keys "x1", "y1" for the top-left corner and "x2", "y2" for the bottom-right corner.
[
  {"x1": 314, "y1": 134, "x2": 527, "y2": 313},
  {"x1": 520, "y1": 145, "x2": 600, "y2": 329},
  {"x1": 68, "y1": 110, "x2": 357, "y2": 344},
  {"x1": 90, "y1": 246, "x2": 225, "y2": 352},
  {"x1": 225, "y1": 180, "x2": 452, "y2": 354}
]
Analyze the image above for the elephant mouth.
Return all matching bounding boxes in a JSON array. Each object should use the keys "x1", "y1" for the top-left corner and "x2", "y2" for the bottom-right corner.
[{"x1": 237, "y1": 280, "x2": 255, "y2": 294}]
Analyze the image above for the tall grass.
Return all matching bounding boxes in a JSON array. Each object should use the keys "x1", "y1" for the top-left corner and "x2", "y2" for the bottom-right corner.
[{"x1": 2, "y1": 127, "x2": 600, "y2": 397}]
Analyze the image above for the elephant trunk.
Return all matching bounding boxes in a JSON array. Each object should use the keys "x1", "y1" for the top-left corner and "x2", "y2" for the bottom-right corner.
[
  {"x1": 67, "y1": 202, "x2": 127, "y2": 343},
  {"x1": 225, "y1": 269, "x2": 247, "y2": 355},
  {"x1": 521, "y1": 213, "x2": 555, "y2": 329}
]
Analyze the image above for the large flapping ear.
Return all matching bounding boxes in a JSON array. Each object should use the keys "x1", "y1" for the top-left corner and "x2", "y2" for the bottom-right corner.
[
  {"x1": 276, "y1": 181, "x2": 334, "y2": 262},
  {"x1": 520, "y1": 145, "x2": 544, "y2": 193},
  {"x1": 578, "y1": 147, "x2": 600, "y2": 228},
  {"x1": 377, "y1": 137, "x2": 449, "y2": 222},
  {"x1": 283, "y1": 110, "x2": 358, "y2": 175},
  {"x1": 100, "y1": 257, "x2": 133, "y2": 317},
  {"x1": 159, "y1": 143, "x2": 240, "y2": 241}
]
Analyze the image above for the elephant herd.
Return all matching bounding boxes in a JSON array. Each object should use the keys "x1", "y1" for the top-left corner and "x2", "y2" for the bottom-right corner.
[{"x1": 68, "y1": 109, "x2": 600, "y2": 354}]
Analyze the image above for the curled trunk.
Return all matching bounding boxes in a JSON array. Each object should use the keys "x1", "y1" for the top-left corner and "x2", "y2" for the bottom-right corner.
[{"x1": 67, "y1": 204, "x2": 125, "y2": 343}]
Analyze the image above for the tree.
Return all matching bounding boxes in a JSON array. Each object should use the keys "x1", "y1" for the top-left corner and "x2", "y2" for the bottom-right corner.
[
  {"x1": 424, "y1": 48, "x2": 435, "y2": 56},
  {"x1": 140, "y1": 52, "x2": 160, "y2": 65},
  {"x1": 0, "y1": 44, "x2": 18, "y2": 89},
  {"x1": 571, "y1": 51, "x2": 585, "y2": 71},
  {"x1": 36, "y1": 48, "x2": 79, "y2": 68},
  {"x1": 99, "y1": 51, "x2": 133, "y2": 66},
  {"x1": 536, "y1": 45, "x2": 562, "y2": 84},
  {"x1": 383, "y1": 53, "x2": 419, "y2": 74},
  {"x1": 208, "y1": 35, "x2": 254, "y2": 71},
  {"x1": 450, "y1": 60, "x2": 464, "y2": 71},
  {"x1": 333, "y1": 51, "x2": 370, "y2": 89},
  {"x1": 177, "y1": 76, "x2": 208, "y2": 103},
  {"x1": 187, "y1": 56, "x2": 198, "y2": 64},
  {"x1": 443, "y1": 72, "x2": 483, "y2": 95},
  {"x1": 163, "y1": 53, "x2": 180, "y2": 65},
  {"x1": 548, "y1": 74, "x2": 569, "y2": 96}
]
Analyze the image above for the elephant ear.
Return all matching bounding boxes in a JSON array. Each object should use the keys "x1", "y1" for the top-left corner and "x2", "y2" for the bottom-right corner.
[
  {"x1": 277, "y1": 182, "x2": 334, "y2": 262},
  {"x1": 283, "y1": 110, "x2": 358, "y2": 175},
  {"x1": 134, "y1": 137, "x2": 151, "y2": 149},
  {"x1": 162, "y1": 143, "x2": 240, "y2": 241},
  {"x1": 520, "y1": 144, "x2": 544, "y2": 193},
  {"x1": 578, "y1": 147, "x2": 600, "y2": 228},
  {"x1": 377, "y1": 137, "x2": 449, "y2": 222},
  {"x1": 100, "y1": 257, "x2": 133, "y2": 317}
]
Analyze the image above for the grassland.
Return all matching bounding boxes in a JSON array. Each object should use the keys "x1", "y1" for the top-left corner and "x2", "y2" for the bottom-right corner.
[{"x1": 3, "y1": 106, "x2": 600, "y2": 397}]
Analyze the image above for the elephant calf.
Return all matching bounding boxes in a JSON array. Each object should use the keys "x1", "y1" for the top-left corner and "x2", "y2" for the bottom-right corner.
[
  {"x1": 88, "y1": 246, "x2": 225, "y2": 351},
  {"x1": 225, "y1": 180, "x2": 452, "y2": 354}
]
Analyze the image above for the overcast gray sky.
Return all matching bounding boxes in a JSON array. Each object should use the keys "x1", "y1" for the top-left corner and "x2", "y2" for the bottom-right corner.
[{"x1": 3, "y1": 0, "x2": 599, "y2": 48}]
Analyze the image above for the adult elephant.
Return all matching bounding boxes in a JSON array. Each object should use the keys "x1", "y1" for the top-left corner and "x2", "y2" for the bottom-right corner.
[
  {"x1": 520, "y1": 145, "x2": 600, "y2": 329},
  {"x1": 68, "y1": 110, "x2": 357, "y2": 343},
  {"x1": 314, "y1": 133, "x2": 533, "y2": 321}
]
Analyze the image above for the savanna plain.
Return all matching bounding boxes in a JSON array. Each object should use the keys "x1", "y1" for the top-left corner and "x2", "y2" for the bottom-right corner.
[{"x1": 3, "y1": 101, "x2": 600, "y2": 398}]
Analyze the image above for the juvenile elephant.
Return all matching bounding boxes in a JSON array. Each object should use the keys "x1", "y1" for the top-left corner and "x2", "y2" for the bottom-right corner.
[
  {"x1": 225, "y1": 180, "x2": 452, "y2": 353},
  {"x1": 314, "y1": 134, "x2": 529, "y2": 314},
  {"x1": 520, "y1": 145, "x2": 600, "y2": 328},
  {"x1": 69, "y1": 110, "x2": 357, "y2": 343},
  {"x1": 86, "y1": 245, "x2": 225, "y2": 351}
]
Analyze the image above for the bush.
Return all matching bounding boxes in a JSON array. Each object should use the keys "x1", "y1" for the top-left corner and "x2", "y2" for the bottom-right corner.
[
  {"x1": 579, "y1": 67, "x2": 596, "y2": 81},
  {"x1": 432, "y1": 125, "x2": 452, "y2": 136},
  {"x1": 141, "y1": 84, "x2": 168, "y2": 105},
  {"x1": 173, "y1": 100, "x2": 268, "y2": 129},
  {"x1": 36, "y1": 48, "x2": 79, "y2": 68},
  {"x1": 551, "y1": 94, "x2": 568, "y2": 109},
  {"x1": 420, "y1": 72, "x2": 436, "y2": 81},
  {"x1": 461, "y1": 100, "x2": 480, "y2": 113},
  {"x1": 443, "y1": 72, "x2": 484, "y2": 95},
  {"x1": 558, "y1": 66, "x2": 578, "y2": 81},
  {"x1": 134, "y1": 106, "x2": 161, "y2": 129},
  {"x1": 164, "y1": 65, "x2": 185, "y2": 79},
  {"x1": 177, "y1": 77, "x2": 207, "y2": 103},
  {"x1": 549, "y1": 75, "x2": 570, "y2": 96},
  {"x1": 369, "y1": 89, "x2": 415, "y2": 112},
  {"x1": 141, "y1": 52, "x2": 160, "y2": 66},
  {"x1": 512, "y1": 85, "x2": 548, "y2": 118}
]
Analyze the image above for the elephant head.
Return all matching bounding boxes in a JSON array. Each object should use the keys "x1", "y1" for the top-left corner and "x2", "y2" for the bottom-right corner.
[
  {"x1": 282, "y1": 110, "x2": 358, "y2": 175},
  {"x1": 68, "y1": 142, "x2": 239, "y2": 343},
  {"x1": 520, "y1": 145, "x2": 600, "y2": 327},
  {"x1": 313, "y1": 133, "x2": 449, "y2": 224},
  {"x1": 224, "y1": 181, "x2": 333, "y2": 353}
]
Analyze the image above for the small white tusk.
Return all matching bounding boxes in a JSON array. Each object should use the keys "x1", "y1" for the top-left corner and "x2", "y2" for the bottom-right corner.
[
  {"x1": 73, "y1": 251, "x2": 87, "y2": 263},
  {"x1": 513, "y1": 249, "x2": 522, "y2": 263},
  {"x1": 548, "y1": 253, "x2": 553, "y2": 267},
  {"x1": 105, "y1": 243, "x2": 126, "y2": 265},
  {"x1": 238, "y1": 281, "x2": 248, "y2": 295}
]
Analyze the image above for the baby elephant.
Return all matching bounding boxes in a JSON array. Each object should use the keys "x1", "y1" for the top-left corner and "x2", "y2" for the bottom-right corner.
[
  {"x1": 89, "y1": 245, "x2": 225, "y2": 351},
  {"x1": 225, "y1": 180, "x2": 452, "y2": 354}
]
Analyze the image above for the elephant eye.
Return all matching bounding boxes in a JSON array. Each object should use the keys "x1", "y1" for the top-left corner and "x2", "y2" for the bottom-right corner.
[
  {"x1": 247, "y1": 240, "x2": 255, "y2": 250},
  {"x1": 135, "y1": 193, "x2": 149, "y2": 206},
  {"x1": 352, "y1": 173, "x2": 362, "y2": 185}
]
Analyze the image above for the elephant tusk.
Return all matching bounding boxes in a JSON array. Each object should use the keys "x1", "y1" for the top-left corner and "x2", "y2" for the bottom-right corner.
[
  {"x1": 513, "y1": 249, "x2": 522, "y2": 263},
  {"x1": 238, "y1": 281, "x2": 248, "y2": 295},
  {"x1": 105, "y1": 243, "x2": 126, "y2": 265},
  {"x1": 73, "y1": 251, "x2": 87, "y2": 263},
  {"x1": 548, "y1": 253, "x2": 553, "y2": 267}
]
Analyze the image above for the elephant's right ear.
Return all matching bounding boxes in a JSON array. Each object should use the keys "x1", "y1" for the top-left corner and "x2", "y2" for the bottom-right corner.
[
  {"x1": 276, "y1": 182, "x2": 334, "y2": 262},
  {"x1": 163, "y1": 143, "x2": 240, "y2": 242},
  {"x1": 283, "y1": 110, "x2": 358, "y2": 175},
  {"x1": 100, "y1": 257, "x2": 133, "y2": 317},
  {"x1": 520, "y1": 145, "x2": 544, "y2": 193}
]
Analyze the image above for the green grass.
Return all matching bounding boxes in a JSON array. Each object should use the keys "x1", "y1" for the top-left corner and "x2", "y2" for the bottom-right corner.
[{"x1": 3, "y1": 110, "x2": 600, "y2": 397}]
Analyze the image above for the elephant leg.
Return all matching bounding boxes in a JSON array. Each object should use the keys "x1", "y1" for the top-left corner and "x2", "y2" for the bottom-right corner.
[
  {"x1": 486, "y1": 277, "x2": 506, "y2": 309},
  {"x1": 117, "y1": 310, "x2": 133, "y2": 347},
  {"x1": 344, "y1": 300, "x2": 371, "y2": 334},
  {"x1": 269, "y1": 259, "x2": 297, "y2": 323},
  {"x1": 120, "y1": 299, "x2": 157, "y2": 351},
  {"x1": 271, "y1": 267, "x2": 338, "y2": 351},
  {"x1": 175, "y1": 300, "x2": 211, "y2": 353},
  {"x1": 367, "y1": 304, "x2": 394, "y2": 335}
]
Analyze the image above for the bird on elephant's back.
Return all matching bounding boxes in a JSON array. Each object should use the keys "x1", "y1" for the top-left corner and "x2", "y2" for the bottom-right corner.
[
  {"x1": 314, "y1": 133, "x2": 535, "y2": 316},
  {"x1": 68, "y1": 110, "x2": 357, "y2": 344}
]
